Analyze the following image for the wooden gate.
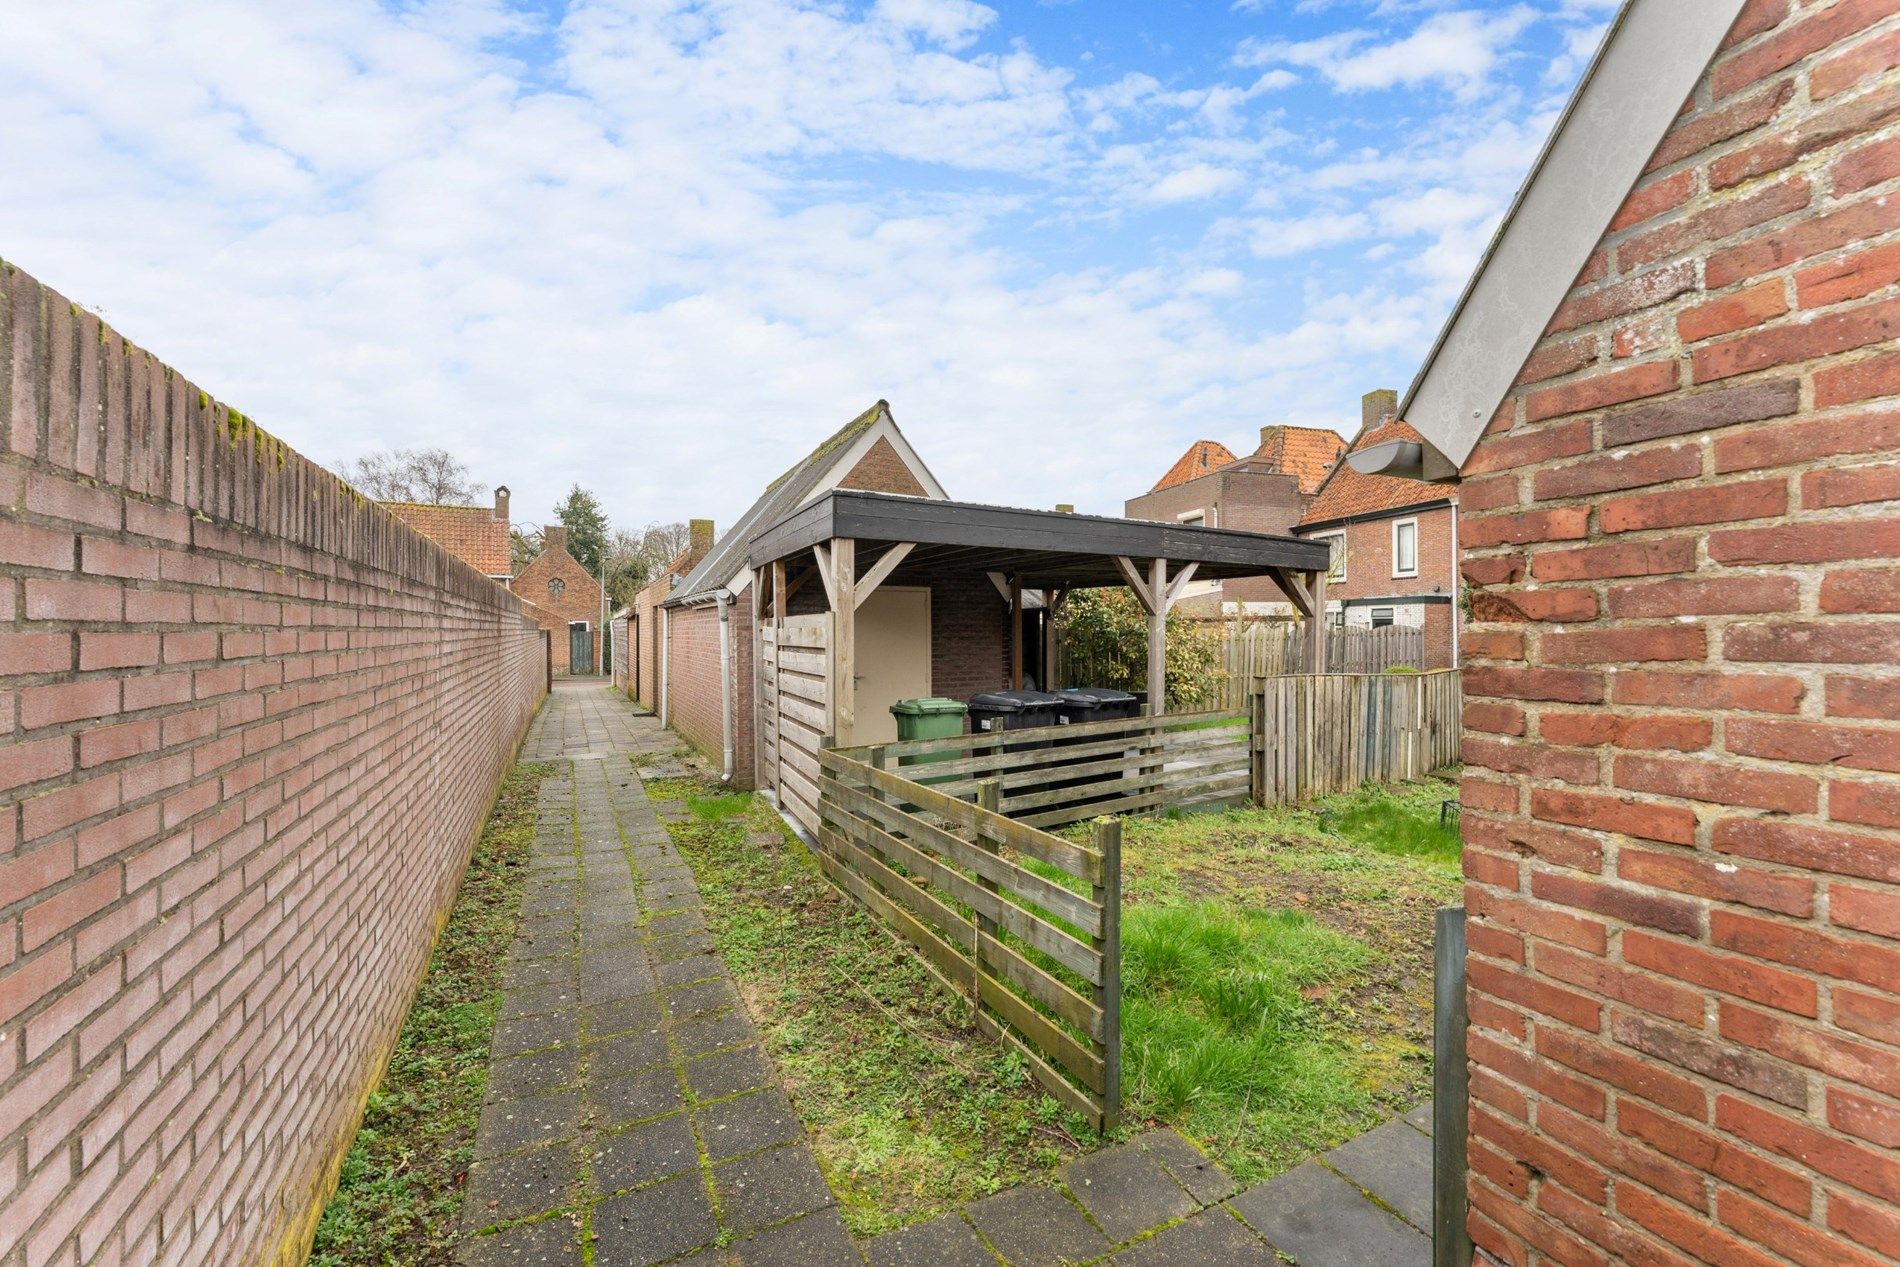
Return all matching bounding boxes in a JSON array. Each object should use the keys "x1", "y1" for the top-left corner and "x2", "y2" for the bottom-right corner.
[
  {"x1": 762, "y1": 613, "x2": 830, "y2": 833},
  {"x1": 569, "y1": 623, "x2": 591, "y2": 675}
]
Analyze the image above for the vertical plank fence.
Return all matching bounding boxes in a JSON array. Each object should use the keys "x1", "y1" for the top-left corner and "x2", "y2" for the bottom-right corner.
[
  {"x1": 1220, "y1": 621, "x2": 1425, "y2": 705},
  {"x1": 1251, "y1": 669, "x2": 1462, "y2": 803},
  {"x1": 816, "y1": 746, "x2": 1121, "y2": 1130}
]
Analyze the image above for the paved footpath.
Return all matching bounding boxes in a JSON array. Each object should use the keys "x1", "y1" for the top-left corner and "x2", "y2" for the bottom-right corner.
[{"x1": 459, "y1": 683, "x2": 1433, "y2": 1266}]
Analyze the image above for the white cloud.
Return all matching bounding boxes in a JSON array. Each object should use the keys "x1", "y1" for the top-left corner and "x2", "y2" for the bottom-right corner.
[
  {"x1": 0, "y1": 0, "x2": 1580, "y2": 526},
  {"x1": 1146, "y1": 165, "x2": 1245, "y2": 203},
  {"x1": 1240, "y1": 8, "x2": 1537, "y2": 101}
]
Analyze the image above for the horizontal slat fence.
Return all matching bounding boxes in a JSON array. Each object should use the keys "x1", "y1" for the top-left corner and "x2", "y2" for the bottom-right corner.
[
  {"x1": 817, "y1": 748, "x2": 1121, "y2": 1130},
  {"x1": 869, "y1": 710, "x2": 1252, "y2": 829},
  {"x1": 1252, "y1": 669, "x2": 1463, "y2": 803},
  {"x1": 1218, "y1": 621, "x2": 1425, "y2": 706}
]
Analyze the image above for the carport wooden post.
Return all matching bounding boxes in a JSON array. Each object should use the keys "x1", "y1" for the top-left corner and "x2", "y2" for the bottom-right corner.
[
  {"x1": 1009, "y1": 578, "x2": 1024, "y2": 691},
  {"x1": 1146, "y1": 558, "x2": 1167, "y2": 714},
  {"x1": 829, "y1": 539, "x2": 857, "y2": 742},
  {"x1": 1043, "y1": 590, "x2": 1065, "y2": 691}
]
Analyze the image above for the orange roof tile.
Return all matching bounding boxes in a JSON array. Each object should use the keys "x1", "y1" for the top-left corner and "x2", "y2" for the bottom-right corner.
[
  {"x1": 1152, "y1": 440, "x2": 1239, "y2": 492},
  {"x1": 383, "y1": 502, "x2": 513, "y2": 577},
  {"x1": 1249, "y1": 426, "x2": 1348, "y2": 496},
  {"x1": 1297, "y1": 418, "x2": 1455, "y2": 527}
]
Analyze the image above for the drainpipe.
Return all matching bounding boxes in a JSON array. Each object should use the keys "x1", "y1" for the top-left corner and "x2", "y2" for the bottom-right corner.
[
  {"x1": 1449, "y1": 503, "x2": 1461, "y2": 667},
  {"x1": 660, "y1": 606, "x2": 671, "y2": 727},
  {"x1": 716, "y1": 591, "x2": 735, "y2": 783}
]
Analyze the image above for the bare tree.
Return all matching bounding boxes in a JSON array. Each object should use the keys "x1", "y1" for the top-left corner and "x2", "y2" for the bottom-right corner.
[
  {"x1": 597, "y1": 522, "x2": 695, "y2": 607},
  {"x1": 339, "y1": 447, "x2": 486, "y2": 505}
]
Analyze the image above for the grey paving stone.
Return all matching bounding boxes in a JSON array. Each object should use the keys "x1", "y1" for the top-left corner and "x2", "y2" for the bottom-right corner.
[
  {"x1": 501, "y1": 980, "x2": 579, "y2": 1021},
  {"x1": 591, "y1": 1111, "x2": 702, "y2": 1193},
  {"x1": 588, "y1": 1064, "x2": 685, "y2": 1130},
  {"x1": 1110, "y1": 1208, "x2": 1276, "y2": 1266},
  {"x1": 588, "y1": 1026, "x2": 671, "y2": 1079},
  {"x1": 1061, "y1": 1143, "x2": 1196, "y2": 1245},
  {"x1": 1227, "y1": 1162, "x2": 1429, "y2": 1267},
  {"x1": 455, "y1": 1214, "x2": 584, "y2": 1266},
  {"x1": 966, "y1": 1185, "x2": 1108, "y2": 1267},
  {"x1": 653, "y1": 932, "x2": 717, "y2": 965},
  {"x1": 1324, "y1": 1118, "x2": 1434, "y2": 1233},
  {"x1": 865, "y1": 1214, "x2": 999, "y2": 1267},
  {"x1": 492, "y1": 1010, "x2": 579, "y2": 1060},
  {"x1": 582, "y1": 963, "x2": 659, "y2": 1005},
  {"x1": 713, "y1": 1143, "x2": 835, "y2": 1233},
  {"x1": 660, "y1": 954, "x2": 724, "y2": 988},
  {"x1": 486, "y1": 1046, "x2": 582, "y2": 1103},
  {"x1": 675, "y1": 1008, "x2": 759, "y2": 1058},
  {"x1": 582, "y1": 994, "x2": 664, "y2": 1040},
  {"x1": 473, "y1": 1089, "x2": 583, "y2": 1160},
  {"x1": 1402, "y1": 1102, "x2": 1432, "y2": 1137},
  {"x1": 686, "y1": 1046, "x2": 776, "y2": 1102},
  {"x1": 696, "y1": 1089, "x2": 804, "y2": 1161},
  {"x1": 593, "y1": 1171, "x2": 720, "y2": 1267},
  {"x1": 462, "y1": 1141, "x2": 580, "y2": 1229},
  {"x1": 666, "y1": 977, "x2": 741, "y2": 1019},
  {"x1": 1137, "y1": 1129, "x2": 1239, "y2": 1206},
  {"x1": 504, "y1": 956, "x2": 578, "y2": 992},
  {"x1": 730, "y1": 1209, "x2": 863, "y2": 1266},
  {"x1": 514, "y1": 929, "x2": 578, "y2": 961}
]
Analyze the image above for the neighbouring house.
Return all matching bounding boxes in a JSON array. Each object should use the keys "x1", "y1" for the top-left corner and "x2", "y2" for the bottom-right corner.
[
  {"x1": 511, "y1": 524, "x2": 606, "y2": 675},
  {"x1": 380, "y1": 486, "x2": 516, "y2": 583},
  {"x1": 1354, "y1": 3, "x2": 1899, "y2": 1265},
  {"x1": 1293, "y1": 390, "x2": 1462, "y2": 667},
  {"x1": 1128, "y1": 425, "x2": 1346, "y2": 614},
  {"x1": 656, "y1": 400, "x2": 991, "y2": 787},
  {"x1": 622, "y1": 520, "x2": 715, "y2": 708}
]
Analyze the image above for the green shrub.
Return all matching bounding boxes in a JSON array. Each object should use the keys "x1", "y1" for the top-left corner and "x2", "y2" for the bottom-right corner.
[{"x1": 1056, "y1": 589, "x2": 1223, "y2": 710}]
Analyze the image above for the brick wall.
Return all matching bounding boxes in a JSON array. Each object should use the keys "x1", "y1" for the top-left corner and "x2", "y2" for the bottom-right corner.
[
  {"x1": 511, "y1": 526, "x2": 605, "y2": 674},
  {"x1": 664, "y1": 601, "x2": 754, "y2": 785},
  {"x1": 0, "y1": 260, "x2": 547, "y2": 1264},
  {"x1": 1129, "y1": 469, "x2": 1310, "y2": 614},
  {"x1": 837, "y1": 436, "x2": 926, "y2": 496},
  {"x1": 1456, "y1": 4, "x2": 1898, "y2": 1264}
]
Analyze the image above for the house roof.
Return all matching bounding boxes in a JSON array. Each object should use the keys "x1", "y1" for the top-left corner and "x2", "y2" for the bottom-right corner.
[
  {"x1": 1151, "y1": 440, "x2": 1238, "y2": 492},
  {"x1": 748, "y1": 490, "x2": 1329, "y2": 590},
  {"x1": 381, "y1": 501, "x2": 512, "y2": 576},
  {"x1": 669, "y1": 401, "x2": 944, "y2": 604},
  {"x1": 1247, "y1": 426, "x2": 1347, "y2": 496},
  {"x1": 1297, "y1": 417, "x2": 1453, "y2": 529},
  {"x1": 1396, "y1": 0, "x2": 1749, "y2": 475}
]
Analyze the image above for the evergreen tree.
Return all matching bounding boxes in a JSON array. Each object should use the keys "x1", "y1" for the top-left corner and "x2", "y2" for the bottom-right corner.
[{"x1": 553, "y1": 486, "x2": 608, "y2": 576}]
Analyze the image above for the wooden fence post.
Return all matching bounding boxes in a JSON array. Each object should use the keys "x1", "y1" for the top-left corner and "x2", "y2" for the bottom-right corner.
[
  {"x1": 1434, "y1": 906, "x2": 1471, "y2": 1267},
  {"x1": 1092, "y1": 816, "x2": 1122, "y2": 1132},
  {"x1": 975, "y1": 779, "x2": 1001, "y2": 997}
]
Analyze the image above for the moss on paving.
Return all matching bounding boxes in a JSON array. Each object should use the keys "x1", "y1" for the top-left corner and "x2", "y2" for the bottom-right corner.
[
  {"x1": 309, "y1": 760, "x2": 556, "y2": 1266},
  {"x1": 646, "y1": 777, "x2": 1090, "y2": 1237}
]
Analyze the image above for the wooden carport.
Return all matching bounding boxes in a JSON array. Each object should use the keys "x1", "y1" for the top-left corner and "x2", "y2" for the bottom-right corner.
[{"x1": 746, "y1": 491, "x2": 1331, "y2": 821}]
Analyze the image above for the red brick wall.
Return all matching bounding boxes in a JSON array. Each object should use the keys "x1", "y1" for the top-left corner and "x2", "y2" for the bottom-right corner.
[
  {"x1": 837, "y1": 436, "x2": 927, "y2": 496},
  {"x1": 1456, "y1": 5, "x2": 1898, "y2": 1264},
  {"x1": 511, "y1": 527, "x2": 604, "y2": 674},
  {"x1": 0, "y1": 260, "x2": 546, "y2": 1264},
  {"x1": 664, "y1": 601, "x2": 754, "y2": 786}
]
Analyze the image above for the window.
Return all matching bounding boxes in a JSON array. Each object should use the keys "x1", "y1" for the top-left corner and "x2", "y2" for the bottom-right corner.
[
  {"x1": 548, "y1": 578, "x2": 566, "y2": 598},
  {"x1": 1317, "y1": 532, "x2": 1345, "y2": 582},
  {"x1": 1371, "y1": 607, "x2": 1395, "y2": 627},
  {"x1": 1177, "y1": 509, "x2": 1205, "y2": 527},
  {"x1": 1392, "y1": 519, "x2": 1418, "y2": 578}
]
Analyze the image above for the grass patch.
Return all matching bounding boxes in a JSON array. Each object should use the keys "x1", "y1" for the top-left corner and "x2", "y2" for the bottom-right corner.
[
  {"x1": 309, "y1": 759, "x2": 555, "y2": 1266},
  {"x1": 646, "y1": 777, "x2": 1091, "y2": 1237}
]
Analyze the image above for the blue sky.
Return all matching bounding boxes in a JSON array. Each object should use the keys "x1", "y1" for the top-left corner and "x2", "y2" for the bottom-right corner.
[{"x1": 0, "y1": 0, "x2": 1614, "y2": 534}]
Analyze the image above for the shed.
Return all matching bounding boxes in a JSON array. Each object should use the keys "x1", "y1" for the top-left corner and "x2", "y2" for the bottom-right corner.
[{"x1": 745, "y1": 490, "x2": 1332, "y2": 830}]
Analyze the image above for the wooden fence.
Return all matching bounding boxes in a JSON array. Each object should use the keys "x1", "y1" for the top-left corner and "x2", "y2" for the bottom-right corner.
[
  {"x1": 863, "y1": 710, "x2": 1252, "y2": 830},
  {"x1": 1252, "y1": 669, "x2": 1463, "y2": 803},
  {"x1": 1220, "y1": 621, "x2": 1424, "y2": 706},
  {"x1": 817, "y1": 747, "x2": 1121, "y2": 1130}
]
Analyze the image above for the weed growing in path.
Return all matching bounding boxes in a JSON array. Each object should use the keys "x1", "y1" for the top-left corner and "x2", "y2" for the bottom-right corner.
[{"x1": 309, "y1": 760, "x2": 554, "y2": 1266}]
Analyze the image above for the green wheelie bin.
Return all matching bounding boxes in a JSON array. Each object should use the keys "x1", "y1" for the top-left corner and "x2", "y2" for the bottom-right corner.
[{"x1": 889, "y1": 697, "x2": 968, "y2": 786}]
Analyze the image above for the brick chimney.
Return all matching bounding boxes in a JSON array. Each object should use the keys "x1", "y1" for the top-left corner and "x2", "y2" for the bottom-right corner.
[
  {"x1": 1362, "y1": 388, "x2": 1398, "y2": 431},
  {"x1": 687, "y1": 519, "x2": 715, "y2": 567},
  {"x1": 494, "y1": 485, "x2": 510, "y2": 525},
  {"x1": 543, "y1": 524, "x2": 567, "y2": 556}
]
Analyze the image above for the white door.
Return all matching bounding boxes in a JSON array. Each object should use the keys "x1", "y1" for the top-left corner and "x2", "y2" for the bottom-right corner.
[{"x1": 852, "y1": 587, "x2": 932, "y2": 745}]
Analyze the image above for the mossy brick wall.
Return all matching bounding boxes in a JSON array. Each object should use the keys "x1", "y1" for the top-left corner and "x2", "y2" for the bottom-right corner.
[
  {"x1": 0, "y1": 258, "x2": 547, "y2": 1265},
  {"x1": 1456, "y1": 3, "x2": 1898, "y2": 1264}
]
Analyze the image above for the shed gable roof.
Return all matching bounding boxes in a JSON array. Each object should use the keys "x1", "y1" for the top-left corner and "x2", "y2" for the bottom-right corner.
[{"x1": 669, "y1": 401, "x2": 945, "y2": 603}]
